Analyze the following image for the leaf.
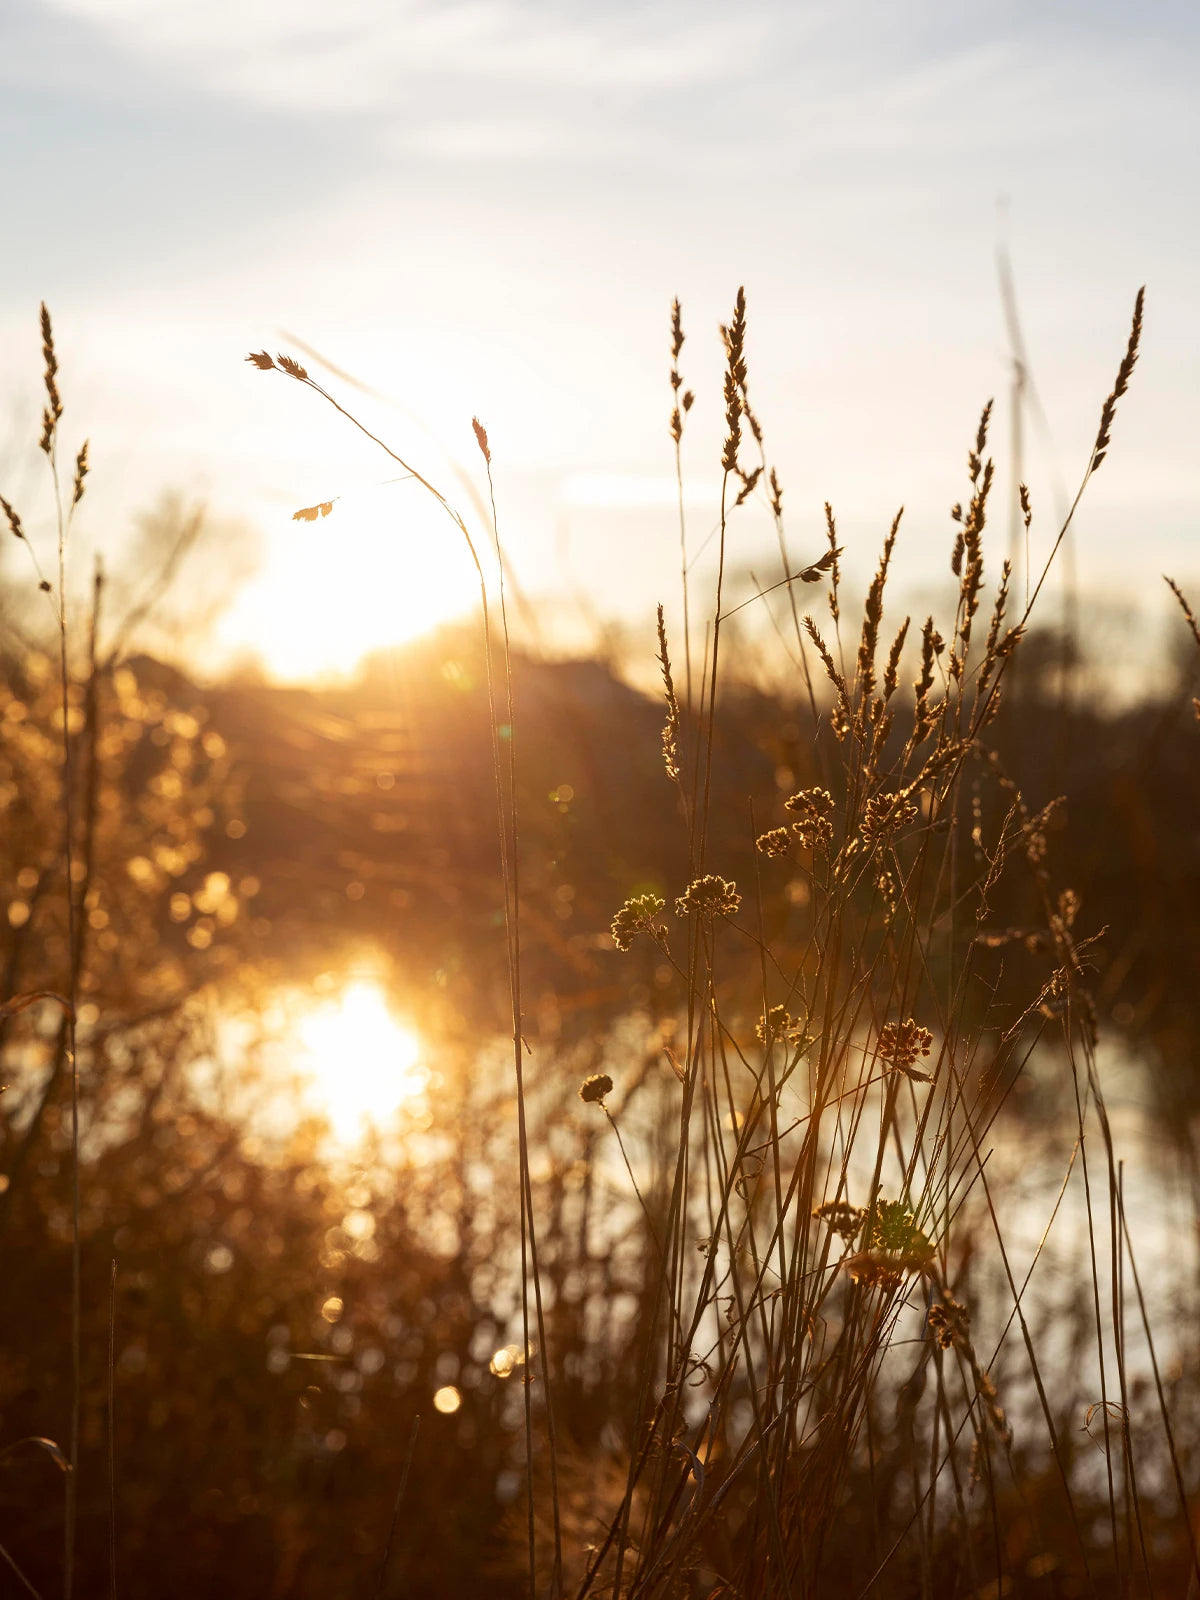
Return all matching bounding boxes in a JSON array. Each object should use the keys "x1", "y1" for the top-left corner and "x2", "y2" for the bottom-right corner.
[{"x1": 292, "y1": 501, "x2": 336, "y2": 523}]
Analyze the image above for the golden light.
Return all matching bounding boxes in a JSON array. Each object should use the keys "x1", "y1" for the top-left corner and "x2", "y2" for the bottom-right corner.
[
  {"x1": 433, "y1": 1385, "x2": 462, "y2": 1415},
  {"x1": 295, "y1": 980, "x2": 427, "y2": 1142},
  {"x1": 220, "y1": 481, "x2": 485, "y2": 679}
]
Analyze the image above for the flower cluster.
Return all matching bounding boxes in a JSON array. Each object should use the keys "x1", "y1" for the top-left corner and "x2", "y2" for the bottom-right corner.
[
  {"x1": 755, "y1": 827, "x2": 790, "y2": 858},
  {"x1": 877, "y1": 1018, "x2": 934, "y2": 1081},
  {"x1": 755, "y1": 1004, "x2": 806, "y2": 1046},
  {"x1": 578, "y1": 1073, "x2": 613, "y2": 1105},
  {"x1": 866, "y1": 1199, "x2": 933, "y2": 1259},
  {"x1": 928, "y1": 1292, "x2": 970, "y2": 1351},
  {"x1": 860, "y1": 790, "x2": 917, "y2": 845},
  {"x1": 784, "y1": 787, "x2": 835, "y2": 851},
  {"x1": 675, "y1": 875, "x2": 740, "y2": 922},
  {"x1": 813, "y1": 1199, "x2": 866, "y2": 1242},
  {"x1": 610, "y1": 893, "x2": 665, "y2": 952}
]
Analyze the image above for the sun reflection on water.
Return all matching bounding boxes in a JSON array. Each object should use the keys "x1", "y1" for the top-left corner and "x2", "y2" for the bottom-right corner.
[{"x1": 293, "y1": 980, "x2": 427, "y2": 1143}]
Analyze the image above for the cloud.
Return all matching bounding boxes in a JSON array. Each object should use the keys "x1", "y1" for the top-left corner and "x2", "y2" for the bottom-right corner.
[{"x1": 35, "y1": 0, "x2": 762, "y2": 113}]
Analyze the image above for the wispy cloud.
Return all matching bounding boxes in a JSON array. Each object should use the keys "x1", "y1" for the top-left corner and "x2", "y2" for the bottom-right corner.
[{"x1": 38, "y1": 0, "x2": 763, "y2": 110}]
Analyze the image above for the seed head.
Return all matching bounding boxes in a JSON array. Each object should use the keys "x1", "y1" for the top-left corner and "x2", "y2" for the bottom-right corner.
[
  {"x1": 1, "y1": 497, "x2": 25, "y2": 540},
  {"x1": 675, "y1": 874, "x2": 740, "y2": 922},
  {"x1": 928, "y1": 1292, "x2": 969, "y2": 1351},
  {"x1": 755, "y1": 827, "x2": 790, "y2": 858},
  {"x1": 71, "y1": 440, "x2": 89, "y2": 507},
  {"x1": 579, "y1": 1073, "x2": 613, "y2": 1105},
  {"x1": 877, "y1": 1018, "x2": 933, "y2": 1079},
  {"x1": 813, "y1": 1200, "x2": 867, "y2": 1242},
  {"x1": 860, "y1": 790, "x2": 917, "y2": 846},
  {"x1": 611, "y1": 893, "x2": 666, "y2": 952},
  {"x1": 756, "y1": 1004, "x2": 805, "y2": 1046},
  {"x1": 471, "y1": 417, "x2": 491, "y2": 464},
  {"x1": 784, "y1": 787, "x2": 835, "y2": 851}
]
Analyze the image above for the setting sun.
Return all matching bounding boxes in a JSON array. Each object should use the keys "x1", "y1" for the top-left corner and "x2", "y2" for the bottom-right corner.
[
  {"x1": 295, "y1": 980, "x2": 427, "y2": 1141},
  {"x1": 220, "y1": 480, "x2": 486, "y2": 679}
]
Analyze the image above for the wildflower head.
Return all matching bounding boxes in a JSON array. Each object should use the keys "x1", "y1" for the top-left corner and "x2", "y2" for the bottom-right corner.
[
  {"x1": 860, "y1": 790, "x2": 918, "y2": 845},
  {"x1": 755, "y1": 1004, "x2": 805, "y2": 1046},
  {"x1": 675, "y1": 875, "x2": 740, "y2": 922},
  {"x1": 877, "y1": 1019, "x2": 934, "y2": 1080},
  {"x1": 928, "y1": 1292, "x2": 969, "y2": 1351},
  {"x1": 813, "y1": 1199, "x2": 866, "y2": 1242},
  {"x1": 784, "y1": 787, "x2": 835, "y2": 851},
  {"x1": 866, "y1": 1199, "x2": 933, "y2": 1260},
  {"x1": 611, "y1": 893, "x2": 666, "y2": 952},
  {"x1": 578, "y1": 1073, "x2": 613, "y2": 1106},
  {"x1": 843, "y1": 1251, "x2": 905, "y2": 1290},
  {"x1": 755, "y1": 827, "x2": 790, "y2": 858}
]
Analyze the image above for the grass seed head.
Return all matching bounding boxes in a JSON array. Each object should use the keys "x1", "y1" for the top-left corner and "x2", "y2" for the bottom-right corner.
[{"x1": 471, "y1": 417, "x2": 491, "y2": 464}]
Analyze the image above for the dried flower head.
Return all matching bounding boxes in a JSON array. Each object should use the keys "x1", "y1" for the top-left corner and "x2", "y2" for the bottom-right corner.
[
  {"x1": 866, "y1": 1199, "x2": 933, "y2": 1260},
  {"x1": 245, "y1": 350, "x2": 276, "y2": 371},
  {"x1": 878, "y1": 1018, "x2": 934, "y2": 1079},
  {"x1": 860, "y1": 790, "x2": 918, "y2": 846},
  {"x1": 578, "y1": 1073, "x2": 613, "y2": 1105},
  {"x1": 675, "y1": 875, "x2": 740, "y2": 922},
  {"x1": 611, "y1": 893, "x2": 666, "y2": 952},
  {"x1": 813, "y1": 1199, "x2": 866, "y2": 1242},
  {"x1": 843, "y1": 1252, "x2": 905, "y2": 1289},
  {"x1": 755, "y1": 1004, "x2": 805, "y2": 1046},
  {"x1": 784, "y1": 787, "x2": 835, "y2": 850},
  {"x1": 928, "y1": 1292, "x2": 970, "y2": 1351},
  {"x1": 755, "y1": 827, "x2": 790, "y2": 858}
]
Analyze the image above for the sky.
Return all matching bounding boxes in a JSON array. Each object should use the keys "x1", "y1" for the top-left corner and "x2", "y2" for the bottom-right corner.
[{"x1": 1, "y1": 0, "x2": 1198, "y2": 679}]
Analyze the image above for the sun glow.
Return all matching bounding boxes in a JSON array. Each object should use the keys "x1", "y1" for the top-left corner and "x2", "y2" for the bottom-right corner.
[
  {"x1": 295, "y1": 981, "x2": 427, "y2": 1141},
  {"x1": 219, "y1": 481, "x2": 485, "y2": 680}
]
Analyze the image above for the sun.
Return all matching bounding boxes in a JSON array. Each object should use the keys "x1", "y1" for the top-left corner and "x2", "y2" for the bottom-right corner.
[
  {"x1": 294, "y1": 980, "x2": 427, "y2": 1141},
  {"x1": 219, "y1": 479, "x2": 485, "y2": 680}
]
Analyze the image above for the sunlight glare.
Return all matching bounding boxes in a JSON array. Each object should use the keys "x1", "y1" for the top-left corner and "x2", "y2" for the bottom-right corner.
[
  {"x1": 296, "y1": 981, "x2": 426, "y2": 1141},
  {"x1": 220, "y1": 480, "x2": 484, "y2": 679}
]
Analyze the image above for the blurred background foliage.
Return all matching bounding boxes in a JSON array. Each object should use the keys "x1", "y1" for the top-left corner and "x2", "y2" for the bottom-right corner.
[{"x1": 1, "y1": 520, "x2": 1200, "y2": 1595}]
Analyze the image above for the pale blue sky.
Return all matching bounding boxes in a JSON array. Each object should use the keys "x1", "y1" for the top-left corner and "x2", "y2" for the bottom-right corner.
[{"x1": 2, "y1": 0, "x2": 1197, "y2": 675}]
